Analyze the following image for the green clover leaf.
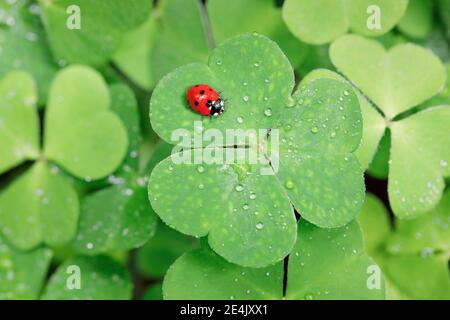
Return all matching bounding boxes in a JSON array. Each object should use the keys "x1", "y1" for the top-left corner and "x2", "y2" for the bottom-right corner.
[
  {"x1": 44, "y1": 65, "x2": 128, "y2": 180},
  {"x1": 149, "y1": 34, "x2": 364, "y2": 267},
  {"x1": 0, "y1": 67, "x2": 128, "y2": 249},
  {"x1": 163, "y1": 220, "x2": 384, "y2": 300},
  {"x1": 282, "y1": 0, "x2": 409, "y2": 45},
  {"x1": 137, "y1": 222, "x2": 199, "y2": 278},
  {"x1": 117, "y1": 0, "x2": 306, "y2": 89},
  {"x1": 42, "y1": 255, "x2": 132, "y2": 299},
  {"x1": 0, "y1": 0, "x2": 58, "y2": 105},
  {"x1": 359, "y1": 192, "x2": 450, "y2": 299},
  {"x1": 0, "y1": 236, "x2": 52, "y2": 299},
  {"x1": 0, "y1": 71, "x2": 40, "y2": 174},
  {"x1": 397, "y1": 0, "x2": 433, "y2": 40},
  {"x1": 329, "y1": 35, "x2": 449, "y2": 219},
  {"x1": 439, "y1": 0, "x2": 450, "y2": 41},
  {"x1": 70, "y1": 84, "x2": 158, "y2": 254},
  {"x1": 38, "y1": 0, "x2": 151, "y2": 66}
]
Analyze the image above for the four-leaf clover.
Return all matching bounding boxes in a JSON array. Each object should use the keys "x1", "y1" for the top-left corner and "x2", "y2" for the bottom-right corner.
[{"x1": 148, "y1": 33, "x2": 365, "y2": 267}]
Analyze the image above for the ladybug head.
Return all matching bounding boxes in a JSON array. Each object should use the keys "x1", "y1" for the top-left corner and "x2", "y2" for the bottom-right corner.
[{"x1": 208, "y1": 98, "x2": 225, "y2": 116}]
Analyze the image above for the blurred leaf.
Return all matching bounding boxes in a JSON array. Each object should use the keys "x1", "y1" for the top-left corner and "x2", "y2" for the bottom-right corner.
[
  {"x1": 42, "y1": 255, "x2": 132, "y2": 299},
  {"x1": 44, "y1": 65, "x2": 128, "y2": 180},
  {"x1": 151, "y1": 0, "x2": 209, "y2": 83},
  {"x1": 282, "y1": 0, "x2": 408, "y2": 45},
  {"x1": 113, "y1": 15, "x2": 158, "y2": 90},
  {"x1": 137, "y1": 223, "x2": 198, "y2": 278},
  {"x1": 389, "y1": 107, "x2": 450, "y2": 219},
  {"x1": 0, "y1": 161, "x2": 78, "y2": 249},
  {"x1": 387, "y1": 190, "x2": 450, "y2": 255},
  {"x1": 208, "y1": 0, "x2": 306, "y2": 68},
  {"x1": 142, "y1": 282, "x2": 163, "y2": 300},
  {"x1": 330, "y1": 34, "x2": 446, "y2": 118},
  {"x1": 330, "y1": 35, "x2": 450, "y2": 218},
  {"x1": 0, "y1": 71, "x2": 40, "y2": 175},
  {"x1": 38, "y1": 0, "x2": 152, "y2": 66},
  {"x1": 0, "y1": 0, "x2": 58, "y2": 105},
  {"x1": 397, "y1": 0, "x2": 433, "y2": 39},
  {"x1": 72, "y1": 181, "x2": 157, "y2": 254},
  {"x1": 367, "y1": 130, "x2": 390, "y2": 179},
  {"x1": 0, "y1": 236, "x2": 52, "y2": 299},
  {"x1": 357, "y1": 193, "x2": 391, "y2": 259}
]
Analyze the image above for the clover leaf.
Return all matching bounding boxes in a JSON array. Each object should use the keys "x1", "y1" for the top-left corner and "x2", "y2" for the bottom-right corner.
[
  {"x1": 439, "y1": 0, "x2": 450, "y2": 41},
  {"x1": 282, "y1": 0, "x2": 409, "y2": 45},
  {"x1": 137, "y1": 222, "x2": 199, "y2": 278},
  {"x1": 0, "y1": 66, "x2": 128, "y2": 249},
  {"x1": 163, "y1": 220, "x2": 384, "y2": 300},
  {"x1": 113, "y1": 16, "x2": 158, "y2": 90},
  {"x1": 72, "y1": 84, "x2": 157, "y2": 254},
  {"x1": 328, "y1": 35, "x2": 449, "y2": 219},
  {"x1": 207, "y1": 0, "x2": 306, "y2": 68},
  {"x1": 0, "y1": 0, "x2": 58, "y2": 105},
  {"x1": 0, "y1": 235, "x2": 52, "y2": 299},
  {"x1": 397, "y1": 0, "x2": 433, "y2": 40},
  {"x1": 42, "y1": 255, "x2": 132, "y2": 299},
  {"x1": 122, "y1": 0, "x2": 308, "y2": 89},
  {"x1": 358, "y1": 192, "x2": 450, "y2": 299},
  {"x1": 149, "y1": 34, "x2": 364, "y2": 267},
  {"x1": 38, "y1": 0, "x2": 151, "y2": 66}
]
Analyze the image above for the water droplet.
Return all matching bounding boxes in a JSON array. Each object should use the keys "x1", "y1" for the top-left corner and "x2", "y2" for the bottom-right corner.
[
  {"x1": 198, "y1": 183, "x2": 204, "y2": 190},
  {"x1": 230, "y1": 295, "x2": 235, "y2": 300},
  {"x1": 249, "y1": 192, "x2": 256, "y2": 200},
  {"x1": 285, "y1": 180, "x2": 294, "y2": 189},
  {"x1": 86, "y1": 242, "x2": 94, "y2": 250},
  {"x1": 343, "y1": 90, "x2": 350, "y2": 96},
  {"x1": 237, "y1": 116, "x2": 244, "y2": 124},
  {"x1": 242, "y1": 204, "x2": 249, "y2": 210},
  {"x1": 264, "y1": 108, "x2": 272, "y2": 117},
  {"x1": 216, "y1": 59, "x2": 222, "y2": 65},
  {"x1": 304, "y1": 293, "x2": 314, "y2": 300},
  {"x1": 235, "y1": 184, "x2": 244, "y2": 192},
  {"x1": 330, "y1": 131, "x2": 336, "y2": 139},
  {"x1": 246, "y1": 289, "x2": 251, "y2": 294},
  {"x1": 440, "y1": 159, "x2": 448, "y2": 167},
  {"x1": 311, "y1": 126, "x2": 318, "y2": 134},
  {"x1": 266, "y1": 272, "x2": 270, "y2": 276},
  {"x1": 264, "y1": 79, "x2": 270, "y2": 84},
  {"x1": 254, "y1": 63, "x2": 260, "y2": 68},
  {"x1": 256, "y1": 222, "x2": 264, "y2": 230},
  {"x1": 197, "y1": 165, "x2": 205, "y2": 173},
  {"x1": 243, "y1": 96, "x2": 249, "y2": 102}
]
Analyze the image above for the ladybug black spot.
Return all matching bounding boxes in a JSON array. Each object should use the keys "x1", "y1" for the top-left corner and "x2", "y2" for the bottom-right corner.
[
  {"x1": 200, "y1": 90, "x2": 205, "y2": 95},
  {"x1": 194, "y1": 101, "x2": 199, "y2": 106}
]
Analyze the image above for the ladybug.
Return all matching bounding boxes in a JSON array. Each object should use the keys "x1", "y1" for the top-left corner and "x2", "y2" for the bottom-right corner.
[{"x1": 186, "y1": 84, "x2": 224, "y2": 116}]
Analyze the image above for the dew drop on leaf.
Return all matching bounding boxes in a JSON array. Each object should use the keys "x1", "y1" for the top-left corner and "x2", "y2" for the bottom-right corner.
[
  {"x1": 264, "y1": 108, "x2": 272, "y2": 117},
  {"x1": 285, "y1": 180, "x2": 294, "y2": 189}
]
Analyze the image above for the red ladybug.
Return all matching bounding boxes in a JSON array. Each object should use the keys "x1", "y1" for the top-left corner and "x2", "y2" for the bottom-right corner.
[{"x1": 186, "y1": 84, "x2": 224, "y2": 116}]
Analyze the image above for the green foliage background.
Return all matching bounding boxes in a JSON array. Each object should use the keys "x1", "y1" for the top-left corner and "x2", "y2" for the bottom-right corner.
[{"x1": 0, "y1": 0, "x2": 449, "y2": 300}]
